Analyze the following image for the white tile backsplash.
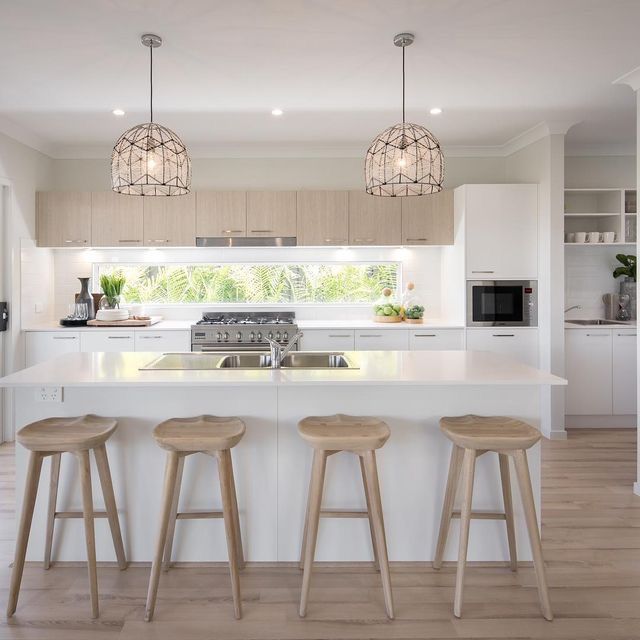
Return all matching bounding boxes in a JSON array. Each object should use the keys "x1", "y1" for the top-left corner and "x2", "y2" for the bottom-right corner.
[{"x1": 34, "y1": 246, "x2": 446, "y2": 323}]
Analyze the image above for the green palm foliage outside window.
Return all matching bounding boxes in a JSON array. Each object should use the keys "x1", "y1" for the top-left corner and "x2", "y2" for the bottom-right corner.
[{"x1": 96, "y1": 263, "x2": 399, "y2": 304}]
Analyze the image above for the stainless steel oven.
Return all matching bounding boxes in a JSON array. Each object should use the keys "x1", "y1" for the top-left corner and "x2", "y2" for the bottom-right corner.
[{"x1": 466, "y1": 280, "x2": 537, "y2": 327}]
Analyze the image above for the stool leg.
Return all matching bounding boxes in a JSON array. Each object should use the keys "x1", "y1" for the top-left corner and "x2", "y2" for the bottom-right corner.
[
  {"x1": 454, "y1": 448, "x2": 476, "y2": 619},
  {"x1": 226, "y1": 450, "x2": 245, "y2": 571},
  {"x1": 7, "y1": 451, "x2": 43, "y2": 617},
  {"x1": 362, "y1": 450, "x2": 394, "y2": 620},
  {"x1": 145, "y1": 451, "x2": 180, "y2": 622},
  {"x1": 498, "y1": 453, "x2": 518, "y2": 572},
  {"x1": 433, "y1": 444, "x2": 464, "y2": 569},
  {"x1": 77, "y1": 450, "x2": 99, "y2": 619},
  {"x1": 512, "y1": 449, "x2": 553, "y2": 621},
  {"x1": 43, "y1": 453, "x2": 61, "y2": 570},
  {"x1": 218, "y1": 449, "x2": 242, "y2": 620},
  {"x1": 360, "y1": 455, "x2": 380, "y2": 571},
  {"x1": 94, "y1": 445, "x2": 127, "y2": 571},
  {"x1": 299, "y1": 449, "x2": 328, "y2": 617},
  {"x1": 162, "y1": 454, "x2": 184, "y2": 572}
]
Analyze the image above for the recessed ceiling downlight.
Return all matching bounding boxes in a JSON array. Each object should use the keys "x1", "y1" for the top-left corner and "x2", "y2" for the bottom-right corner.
[
  {"x1": 271, "y1": 108, "x2": 283, "y2": 116},
  {"x1": 112, "y1": 108, "x2": 125, "y2": 116},
  {"x1": 429, "y1": 107, "x2": 442, "y2": 115}
]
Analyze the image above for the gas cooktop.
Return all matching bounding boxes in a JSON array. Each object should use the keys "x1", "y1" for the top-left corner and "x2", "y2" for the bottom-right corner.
[{"x1": 194, "y1": 312, "x2": 295, "y2": 326}]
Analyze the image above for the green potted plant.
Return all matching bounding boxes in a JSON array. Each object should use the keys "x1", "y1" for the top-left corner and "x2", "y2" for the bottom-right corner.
[
  {"x1": 613, "y1": 254, "x2": 636, "y2": 320},
  {"x1": 99, "y1": 272, "x2": 126, "y2": 309}
]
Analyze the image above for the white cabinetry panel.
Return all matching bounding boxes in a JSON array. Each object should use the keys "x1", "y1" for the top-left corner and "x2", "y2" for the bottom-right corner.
[
  {"x1": 565, "y1": 329, "x2": 612, "y2": 415},
  {"x1": 300, "y1": 330, "x2": 355, "y2": 351},
  {"x1": 80, "y1": 331, "x2": 135, "y2": 352},
  {"x1": 612, "y1": 329, "x2": 637, "y2": 415},
  {"x1": 26, "y1": 332, "x2": 80, "y2": 367},
  {"x1": 465, "y1": 328, "x2": 539, "y2": 367},
  {"x1": 409, "y1": 329, "x2": 464, "y2": 351},
  {"x1": 355, "y1": 330, "x2": 409, "y2": 351},
  {"x1": 134, "y1": 330, "x2": 191, "y2": 352}
]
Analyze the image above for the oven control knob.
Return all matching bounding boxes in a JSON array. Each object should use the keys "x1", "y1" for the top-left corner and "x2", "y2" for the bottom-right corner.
[
  {"x1": 257, "y1": 331, "x2": 262, "y2": 341},
  {"x1": 268, "y1": 331, "x2": 274, "y2": 340},
  {"x1": 250, "y1": 331, "x2": 255, "y2": 342},
  {"x1": 276, "y1": 331, "x2": 281, "y2": 341},
  {"x1": 223, "y1": 332, "x2": 229, "y2": 342},
  {"x1": 216, "y1": 332, "x2": 222, "y2": 341},
  {"x1": 236, "y1": 332, "x2": 242, "y2": 342},
  {"x1": 283, "y1": 331, "x2": 289, "y2": 341}
]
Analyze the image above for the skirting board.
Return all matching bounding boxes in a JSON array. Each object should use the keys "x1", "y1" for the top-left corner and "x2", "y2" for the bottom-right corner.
[{"x1": 565, "y1": 415, "x2": 636, "y2": 428}]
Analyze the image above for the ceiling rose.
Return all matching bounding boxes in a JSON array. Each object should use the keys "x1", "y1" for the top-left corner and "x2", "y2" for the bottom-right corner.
[
  {"x1": 365, "y1": 33, "x2": 444, "y2": 197},
  {"x1": 111, "y1": 34, "x2": 191, "y2": 196}
]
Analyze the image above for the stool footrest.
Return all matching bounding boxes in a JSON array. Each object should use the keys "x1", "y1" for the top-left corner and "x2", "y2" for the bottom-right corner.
[
  {"x1": 451, "y1": 510, "x2": 506, "y2": 521},
  {"x1": 176, "y1": 511, "x2": 224, "y2": 520},
  {"x1": 320, "y1": 509, "x2": 369, "y2": 519},
  {"x1": 54, "y1": 511, "x2": 108, "y2": 519}
]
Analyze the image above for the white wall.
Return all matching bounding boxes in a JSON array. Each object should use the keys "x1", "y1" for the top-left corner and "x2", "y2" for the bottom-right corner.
[{"x1": 565, "y1": 155, "x2": 635, "y2": 188}]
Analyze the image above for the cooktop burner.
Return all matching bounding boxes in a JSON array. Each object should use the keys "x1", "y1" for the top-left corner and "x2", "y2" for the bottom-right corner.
[{"x1": 195, "y1": 312, "x2": 295, "y2": 326}]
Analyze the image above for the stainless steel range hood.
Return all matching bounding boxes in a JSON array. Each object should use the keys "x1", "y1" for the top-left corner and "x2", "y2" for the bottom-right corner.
[{"x1": 196, "y1": 237, "x2": 297, "y2": 247}]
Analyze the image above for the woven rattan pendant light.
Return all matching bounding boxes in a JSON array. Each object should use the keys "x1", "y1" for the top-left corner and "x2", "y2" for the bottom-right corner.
[
  {"x1": 365, "y1": 33, "x2": 444, "y2": 197},
  {"x1": 111, "y1": 34, "x2": 191, "y2": 196}
]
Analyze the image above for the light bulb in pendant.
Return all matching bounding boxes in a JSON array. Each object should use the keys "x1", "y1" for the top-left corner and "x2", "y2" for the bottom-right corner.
[
  {"x1": 147, "y1": 154, "x2": 157, "y2": 171},
  {"x1": 397, "y1": 154, "x2": 407, "y2": 168}
]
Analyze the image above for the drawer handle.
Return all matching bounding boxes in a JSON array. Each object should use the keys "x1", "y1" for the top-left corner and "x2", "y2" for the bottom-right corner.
[
  {"x1": 139, "y1": 335, "x2": 162, "y2": 339},
  {"x1": 63, "y1": 239, "x2": 87, "y2": 244},
  {"x1": 324, "y1": 238, "x2": 348, "y2": 243},
  {"x1": 250, "y1": 229, "x2": 273, "y2": 233},
  {"x1": 492, "y1": 334, "x2": 515, "y2": 337},
  {"x1": 148, "y1": 239, "x2": 170, "y2": 244},
  {"x1": 405, "y1": 238, "x2": 428, "y2": 242},
  {"x1": 328, "y1": 334, "x2": 351, "y2": 338},
  {"x1": 359, "y1": 334, "x2": 382, "y2": 338},
  {"x1": 118, "y1": 239, "x2": 141, "y2": 243},
  {"x1": 586, "y1": 334, "x2": 609, "y2": 337},
  {"x1": 414, "y1": 334, "x2": 437, "y2": 337},
  {"x1": 353, "y1": 238, "x2": 375, "y2": 243},
  {"x1": 617, "y1": 333, "x2": 637, "y2": 337},
  {"x1": 53, "y1": 336, "x2": 77, "y2": 340},
  {"x1": 222, "y1": 229, "x2": 243, "y2": 234},
  {"x1": 472, "y1": 270, "x2": 495, "y2": 274},
  {"x1": 107, "y1": 335, "x2": 132, "y2": 339}
]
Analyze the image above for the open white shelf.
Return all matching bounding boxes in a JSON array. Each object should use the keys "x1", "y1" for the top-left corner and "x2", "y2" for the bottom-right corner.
[{"x1": 564, "y1": 242, "x2": 636, "y2": 246}]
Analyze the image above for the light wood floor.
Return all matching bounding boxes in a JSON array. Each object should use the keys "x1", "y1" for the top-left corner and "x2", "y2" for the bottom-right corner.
[{"x1": 0, "y1": 429, "x2": 639, "y2": 639}]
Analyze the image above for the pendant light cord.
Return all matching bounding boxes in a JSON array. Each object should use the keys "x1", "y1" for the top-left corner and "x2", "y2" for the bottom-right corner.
[
  {"x1": 149, "y1": 44, "x2": 154, "y2": 123},
  {"x1": 402, "y1": 44, "x2": 405, "y2": 124}
]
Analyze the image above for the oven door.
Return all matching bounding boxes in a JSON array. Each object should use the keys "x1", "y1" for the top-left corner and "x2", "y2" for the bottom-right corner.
[{"x1": 467, "y1": 281, "x2": 530, "y2": 326}]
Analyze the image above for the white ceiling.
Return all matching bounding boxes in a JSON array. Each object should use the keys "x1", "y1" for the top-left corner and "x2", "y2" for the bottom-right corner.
[{"x1": 0, "y1": 0, "x2": 638, "y2": 158}]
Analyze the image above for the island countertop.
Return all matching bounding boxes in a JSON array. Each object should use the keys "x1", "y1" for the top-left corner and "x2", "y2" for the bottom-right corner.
[{"x1": 0, "y1": 350, "x2": 566, "y2": 388}]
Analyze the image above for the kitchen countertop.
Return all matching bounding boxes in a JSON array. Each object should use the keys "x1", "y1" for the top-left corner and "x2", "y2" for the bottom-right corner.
[
  {"x1": 0, "y1": 350, "x2": 566, "y2": 388},
  {"x1": 564, "y1": 320, "x2": 636, "y2": 329},
  {"x1": 22, "y1": 319, "x2": 464, "y2": 332}
]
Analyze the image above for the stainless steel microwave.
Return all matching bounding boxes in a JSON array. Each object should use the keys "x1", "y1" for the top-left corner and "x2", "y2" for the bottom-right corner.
[{"x1": 467, "y1": 280, "x2": 538, "y2": 327}]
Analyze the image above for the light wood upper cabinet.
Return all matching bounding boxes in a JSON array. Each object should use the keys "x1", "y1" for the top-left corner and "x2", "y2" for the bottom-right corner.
[
  {"x1": 36, "y1": 191, "x2": 91, "y2": 247},
  {"x1": 246, "y1": 191, "x2": 297, "y2": 237},
  {"x1": 296, "y1": 191, "x2": 349, "y2": 246},
  {"x1": 348, "y1": 191, "x2": 401, "y2": 245},
  {"x1": 401, "y1": 190, "x2": 454, "y2": 245},
  {"x1": 196, "y1": 191, "x2": 247, "y2": 238},
  {"x1": 143, "y1": 193, "x2": 196, "y2": 246},
  {"x1": 91, "y1": 192, "x2": 143, "y2": 246}
]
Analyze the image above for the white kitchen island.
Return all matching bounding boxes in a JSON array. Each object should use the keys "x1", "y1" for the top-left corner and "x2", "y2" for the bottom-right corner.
[{"x1": 0, "y1": 350, "x2": 565, "y2": 565}]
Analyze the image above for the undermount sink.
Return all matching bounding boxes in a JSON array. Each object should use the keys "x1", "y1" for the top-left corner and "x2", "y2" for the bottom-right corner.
[
  {"x1": 566, "y1": 319, "x2": 624, "y2": 326},
  {"x1": 216, "y1": 352, "x2": 356, "y2": 369}
]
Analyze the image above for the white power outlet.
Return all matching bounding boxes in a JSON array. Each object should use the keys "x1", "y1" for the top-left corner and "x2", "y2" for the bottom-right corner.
[{"x1": 36, "y1": 387, "x2": 63, "y2": 403}]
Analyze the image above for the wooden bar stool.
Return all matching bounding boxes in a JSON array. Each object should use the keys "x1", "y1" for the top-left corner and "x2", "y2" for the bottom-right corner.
[
  {"x1": 145, "y1": 415, "x2": 246, "y2": 622},
  {"x1": 298, "y1": 414, "x2": 394, "y2": 619},
  {"x1": 7, "y1": 415, "x2": 126, "y2": 619},
  {"x1": 433, "y1": 414, "x2": 552, "y2": 621}
]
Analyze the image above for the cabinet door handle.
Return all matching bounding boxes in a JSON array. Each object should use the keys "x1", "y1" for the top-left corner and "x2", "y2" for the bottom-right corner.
[
  {"x1": 222, "y1": 230, "x2": 243, "y2": 234},
  {"x1": 414, "y1": 334, "x2": 437, "y2": 337},
  {"x1": 63, "y1": 239, "x2": 87, "y2": 244},
  {"x1": 492, "y1": 334, "x2": 515, "y2": 337},
  {"x1": 328, "y1": 334, "x2": 351, "y2": 338},
  {"x1": 616, "y1": 333, "x2": 637, "y2": 337},
  {"x1": 53, "y1": 336, "x2": 77, "y2": 340},
  {"x1": 323, "y1": 238, "x2": 348, "y2": 243},
  {"x1": 586, "y1": 334, "x2": 609, "y2": 338},
  {"x1": 353, "y1": 238, "x2": 375, "y2": 243},
  {"x1": 148, "y1": 239, "x2": 170, "y2": 244},
  {"x1": 472, "y1": 270, "x2": 495, "y2": 274},
  {"x1": 107, "y1": 335, "x2": 132, "y2": 339},
  {"x1": 359, "y1": 334, "x2": 382, "y2": 338},
  {"x1": 118, "y1": 239, "x2": 141, "y2": 243},
  {"x1": 405, "y1": 238, "x2": 428, "y2": 242},
  {"x1": 250, "y1": 229, "x2": 273, "y2": 233},
  {"x1": 139, "y1": 335, "x2": 162, "y2": 339}
]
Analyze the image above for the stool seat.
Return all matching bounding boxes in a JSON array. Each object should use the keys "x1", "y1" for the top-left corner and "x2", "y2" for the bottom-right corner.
[
  {"x1": 440, "y1": 415, "x2": 541, "y2": 451},
  {"x1": 298, "y1": 414, "x2": 390, "y2": 451},
  {"x1": 17, "y1": 415, "x2": 117, "y2": 452},
  {"x1": 153, "y1": 415, "x2": 246, "y2": 452}
]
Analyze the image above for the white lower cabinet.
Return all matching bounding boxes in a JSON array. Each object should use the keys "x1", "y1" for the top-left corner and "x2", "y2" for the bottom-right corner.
[
  {"x1": 26, "y1": 332, "x2": 80, "y2": 367},
  {"x1": 355, "y1": 330, "x2": 409, "y2": 351},
  {"x1": 134, "y1": 330, "x2": 191, "y2": 352},
  {"x1": 409, "y1": 329, "x2": 464, "y2": 350},
  {"x1": 465, "y1": 328, "x2": 539, "y2": 367},
  {"x1": 612, "y1": 329, "x2": 637, "y2": 415},
  {"x1": 300, "y1": 329, "x2": 355, "y2": 351},
  {"x1": 565, "y1": 330, "x2": 612, "y2": 415},
  {"x1": 80, "y1": 331, "x2": 135, "y2": 352}
]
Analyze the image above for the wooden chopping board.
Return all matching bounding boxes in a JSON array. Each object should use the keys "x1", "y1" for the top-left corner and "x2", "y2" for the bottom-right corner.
[{"x1": 87, "y1": 316, "x2": 163, "y2": 327}]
